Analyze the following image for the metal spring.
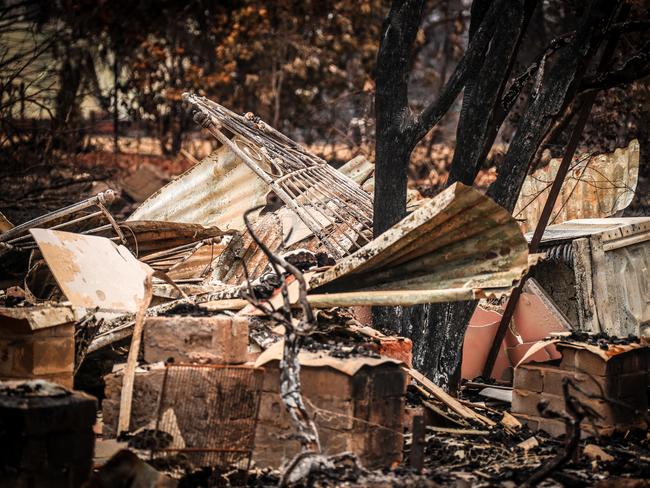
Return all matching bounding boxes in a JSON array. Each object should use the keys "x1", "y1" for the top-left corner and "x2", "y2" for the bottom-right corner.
[{"x1": 542, "y1": 242, "x2": 574, "y2": 267}]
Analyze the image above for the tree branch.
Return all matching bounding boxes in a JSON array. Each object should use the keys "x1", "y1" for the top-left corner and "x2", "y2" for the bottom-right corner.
[
  {"x1": 487, "y1": 0, "x2": 619, "y2": 213},
  {"x1": 448, "y1": 0, "x2": 536, "y2": 186},
  {"x1": 410, "y1": 0, "x2": 506, "y2": 143},
  {"x1": 375, "y1": 0, "x2": 425, "y2": 137},
  {"x1": 580, "y1": 40, "x2": 650, "y2": 92}
]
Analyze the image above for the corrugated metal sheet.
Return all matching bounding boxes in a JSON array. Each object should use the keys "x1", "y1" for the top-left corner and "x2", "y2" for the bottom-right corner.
[
  {"x1": 127, "y1": 137, "x2": 269, "y2": 231},
  {"x1": 306, "y1": 183, "x2": 533, "y2": 306},
  {"x1": 165, "y1": 239, "x2": 231, "y2": 281},
  {"x1": 117, "y1": 220, "x2": 228, "y2": 257},
  {"x1": 529, "y1": 217, "x2": 650, "y2": 337},
  {"x1": 514, "y1": 140, "x2": 639, "y2": 232},
  {"x1": 528, "y1": 217, "x2": 650, "y2": 244}
]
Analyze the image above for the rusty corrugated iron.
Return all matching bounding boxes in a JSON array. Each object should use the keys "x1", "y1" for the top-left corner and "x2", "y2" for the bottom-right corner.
[
  {"x1": 127, "y1": 138, "x2": 269, "y2": 231},
  {"x1": 305, "y1": 183, "x2": 535, "y2": 307},
  {"x1": 514, "y1": 140, "x2": 640, "y2": 233},
  {"x1": 117, "y1": 220, "x2": 229, "y2": 257}
]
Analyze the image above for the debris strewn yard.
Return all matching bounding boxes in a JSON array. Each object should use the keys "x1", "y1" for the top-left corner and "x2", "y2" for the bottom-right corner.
[{"x1": 1, "y1": 2, "x2": 649, "y2": 487}]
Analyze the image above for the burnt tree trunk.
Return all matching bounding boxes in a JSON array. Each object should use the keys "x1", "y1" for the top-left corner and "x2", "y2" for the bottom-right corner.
[
  {"x1": 373, "y1": 0, "x2": 625, "y2": 391},
  {"x1": 488, "y1": 0, "x2": 618, "y2": 212},
  {"x1": 374, "y1": 0, "x2": 526, "y2": 390},
  {"x1": 373, "y1": 0, "x2": 424, "y2": 236}
]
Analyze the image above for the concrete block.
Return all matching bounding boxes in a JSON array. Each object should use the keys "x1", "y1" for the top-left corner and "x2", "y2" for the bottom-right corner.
[{"x1": 144, "y1": 315, "x2": 248, "y2": 364}]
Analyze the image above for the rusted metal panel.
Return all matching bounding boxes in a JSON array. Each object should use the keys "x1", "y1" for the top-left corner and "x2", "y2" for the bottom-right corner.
[
  {"x1": 117, "y1": 220, "x2": 228, "y2": 258},
  {"x1": 164, "y1": 238, "x2": 231, "y2": 281},
  {"x1": 514, "y1": 140, "x2": 640, "y2": 232},
  {"x1": 306, "y1": 183, "x2": 534, "y2": 306},
  {"x1": 30, "y1": 229, "x2": 152, "y2": 313},
  {"x1": 151, "y1": 364, "x2": 264, "y2": 471},
  {"x1": 337, "y1": 155, "x2": 374, "y2": 186},
  {"x1": 127, "y1": 139, "x2": 269, "y2": 231}
]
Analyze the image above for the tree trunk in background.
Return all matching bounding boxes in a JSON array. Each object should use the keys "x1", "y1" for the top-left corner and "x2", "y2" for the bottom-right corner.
[
  {"x1": 373, "y1": 0, "x2": 425, "y2": 236},
  {"x1": 373, "y1": 0, "x2": 622, "y2": 392},
  {"x1": 488, "y1": 0, "x2": 617, "y2": 212},
  {"x1": 54, "y1": 47, "x2": 83, "y2": 150},
  {"x1": 374, "y1": 0, "x2": 529, "y2": 391},
  {"x1": 113, "y1": 53, "x2": 119, "y2": 154}
]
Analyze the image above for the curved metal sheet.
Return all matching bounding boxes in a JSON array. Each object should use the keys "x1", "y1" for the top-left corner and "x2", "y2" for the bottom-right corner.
[
  {"x1": 127, "y1": 137, "x2": 269, "y2": 231},
  {"x1": 307, "y1": 183, "x2": 532, "y2": 306}
]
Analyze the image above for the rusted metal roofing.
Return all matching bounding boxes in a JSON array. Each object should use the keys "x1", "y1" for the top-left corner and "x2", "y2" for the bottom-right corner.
[
  {"x1": 31, "y1": 229, "x2": 152, "y2": 313},
  {"x1": 514, "y1": 140, "x2": 639, "y2": 232},
  {"x1": 305, "y1": 183, "x2": 534, "y2": 307},
  {"x1": 528, "y1": 217, "x2": 650, "y2": 244},
  {"x1": 127, "y1": 139, "x2": 269, "y2": 231},
  {"x1": 117, "y1": 220, "x2": 229, "y2": 257}
]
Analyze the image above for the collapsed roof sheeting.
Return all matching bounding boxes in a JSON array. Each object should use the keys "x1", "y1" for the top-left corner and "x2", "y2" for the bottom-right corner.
[
  {"x1": 118, "y1": 220, "x2": 229, "y2": 257},
  {"x1": 514, "y1": 139, "x2": 640, "y2": 233},
  {"x1": 127, "y1": 139, "x2": 269, "y2": 231},
  {"x1": 306, "y1": 183, "x2": 534, "y2": 306}
]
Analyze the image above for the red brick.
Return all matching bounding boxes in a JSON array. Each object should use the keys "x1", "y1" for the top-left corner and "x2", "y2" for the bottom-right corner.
[
  {"x1": 257, "y1": 392, "x2": 291, "y2": 428},
  {"x1": 512, "y1": 389, "x2": 644, "y2": 427},
  {"x1": 367, "y1": 337, "x2": 413, "y2": 368},
  {"x1": 300, "y1": 367, "x2": 353, "y2": 399},
  {"x1": 513, "y1": 364, "x2": 544, "y2": 392},
  {"x1": 0, "y1": 323, "x2": 74, "y2": 387},
  {"x1": 543, "y1": 368, "x2": 648, "y2": 400},
  {"x1": 211, "y1": 315, "x2": 249, "y2": 364},
  {"x1": 102, "y1": 363, "x2": 166, "y2": 437},
  {"x1": 32, "y1": 337, "x2": 74, "y2": 375},
  {"x1": 559, "y1": 347, "x2": 650, "y2": 376},
  {"x1": 403, "y1": 406, "x2": 425, "y2": 434},
  {"x1": 253, "y1": 359, "x2": 407, "y2": 470},
  {"x1": 355, "y1": 397, "x2": 405, "y2": 429},
  {"x1": 513, "y1": 413, "x2": 607, "y2": 438},
  {"x1": 512, "y1": 388, "x2": 542, "y2": 417}
]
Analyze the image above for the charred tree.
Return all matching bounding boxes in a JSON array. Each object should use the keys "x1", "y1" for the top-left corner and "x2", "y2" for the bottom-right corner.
[{"x1": 373, "y1": 0, "x2": 648, "y2": 390}]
